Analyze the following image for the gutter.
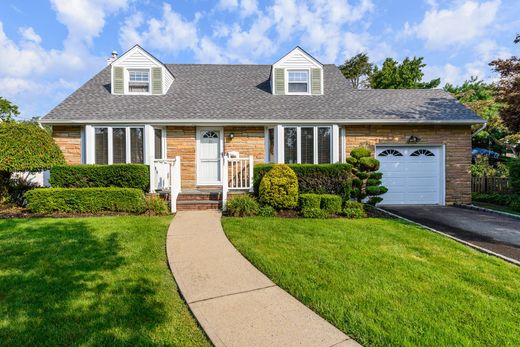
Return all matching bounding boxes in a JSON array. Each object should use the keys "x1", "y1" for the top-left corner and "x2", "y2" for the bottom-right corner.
[
  {"x1": 472, "y1": 123, "x2": 487, "y2": 137},
  {"x1": 39, "y1": 118, "x2": 486, "y2": 126}
]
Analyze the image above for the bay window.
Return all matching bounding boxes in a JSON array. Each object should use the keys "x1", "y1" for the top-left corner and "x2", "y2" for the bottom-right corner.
[
  {"x1": 95, "y1": 128, "x2": 108, "y2": 164},
  {"x1": 280, "y1": 126, "x2": 332, "y2": 164}
]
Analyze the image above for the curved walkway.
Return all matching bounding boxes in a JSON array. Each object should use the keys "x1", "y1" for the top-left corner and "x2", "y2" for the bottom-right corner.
[{"x1": 167, "y1": 211, "x2": 359, "y2": 347}]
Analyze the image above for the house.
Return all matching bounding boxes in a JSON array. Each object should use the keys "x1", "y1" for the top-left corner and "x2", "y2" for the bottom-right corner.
[{"x1": 40, "y1": 45, "x2": 484, "y2": 207}]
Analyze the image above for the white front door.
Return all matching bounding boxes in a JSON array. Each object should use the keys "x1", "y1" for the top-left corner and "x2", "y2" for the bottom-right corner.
[
  {"x1": 197, "y1": 128, "x2": 222, "y2": 185},
  {"x1": 376, "y1": 146, "x2": 444, "y2": 205}
]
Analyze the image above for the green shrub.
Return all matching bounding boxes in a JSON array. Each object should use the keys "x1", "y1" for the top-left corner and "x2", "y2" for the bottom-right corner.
[
  {"x1": 342, "y1": 200, "x2": 367, "y2": 219},
  {"x1": 350, "y1": 147, "x2": 371, "y2": 159},
  {"x1": 50, "y1": 164, "x2": 150, "y2": 191},
  {"x1": 510, "y1": 158, "x2": 520, "y2": 193},
  {"x1": 226, "y1": 195, "x2": 260, "y2": 217},
  {"x1": 259, "y1": 165, "x2": 299, "y2": 210},
  {"x1": 145, "y1": 195, "x2": 169, "y2": 215},
  {"x1": 349, "y1": 147, "x2": 387, "y2": 205},
  {"x1": 258, "y1": 205, "x2": 276, "y2": 217},
  {"x1": 320, "y1": 194, "x2": 342, "y2": 214},
  {"x1": 254, "y1": 163, "x2": 352, "y2": 199},
  {"x1": 302, "y1": 208, "x2": 329, "y2": 219},
  {"x1": 299, "y1": 193, "x2": 321, "y2": 210},
  {"x1": 25, "y1": 188, "x2": 146, "y2": 214},
  {"x1": 472, "y1": 192, "x2": 520, "y2": 212}
]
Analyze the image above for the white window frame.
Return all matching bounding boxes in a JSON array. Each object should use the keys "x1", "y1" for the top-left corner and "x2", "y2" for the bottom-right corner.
[
  {"x1": 286, "y1": 69, "x2": 310, "y2": 95},
  {"x1": 153, "y1": 127, "x2": 167, "y2": 160},
  {"x1": 280, "y1": 125, "x2": 333, "y2": 164},
  {"x1": 127, "y1": 68, "x2": 151, "y2": 95},
  {"x1": 86, "y1": 125, "x2": 163, "y2": 165}
]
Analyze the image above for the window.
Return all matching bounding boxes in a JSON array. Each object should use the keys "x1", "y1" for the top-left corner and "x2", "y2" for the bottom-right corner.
[
  {"x1": 128, "y1": 69, "x2": 150, "y2": 93},
  {"x1": 411, "y1": 149, "x2": 435, "y2": 157},
  {"x1": 130, "y1": 128, "x2": 144, "y2": 163},
  {"x1": 154, "y1": 128, "x2": 163, "y2": 159},
  {"x1": 267, "y1": 128, "x2": 275, "y2": 163},
  {"x1": 379, "y1": 149, "x2": 403, "y2": 157},
  {"x1": 282, "y1": 126, "x2": 332, "y2": 164},
  {"x1": 300, "y1": 128, "x2": 314, "y2": 164},
  {"x1": 95, "y1": 128, "x2": 108, "y2": 164},
  {"x1": 284, "y1": 127, "x2": 297, "y2": 164},
  {"x1": 112, "y1": 128, "x2": 126, "y2": 163},
  {"x1": 93, "y1": 126, "x2": 146, "y2": 164},
  {"x1": 287, "y1": 70, "x2": 309, "y2": 93},
  {"x1": 317, "y1": 127, "x2": 331, "y2": 164}
]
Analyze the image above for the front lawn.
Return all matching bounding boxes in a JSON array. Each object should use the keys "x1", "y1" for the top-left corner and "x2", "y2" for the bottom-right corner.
[
  {"x1": 472, "y1": 201, "x2": 520, "y2": 216},
  {"x1": 223, "y1": 217, "x2": 520, "y2": 346},
  {"x1": 0, "y1": 216, "x2": 209, "y2": 346}
]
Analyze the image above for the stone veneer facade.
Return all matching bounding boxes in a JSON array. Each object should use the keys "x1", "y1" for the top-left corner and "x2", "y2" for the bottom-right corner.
[
  {"x1": 344, "y1": 124, "x2": 472, "y2": 204},
  {"x1": 52, "y1": 126, "x2": 82, "y2": 165},
  {"x1": 52, "y1": 124, "x2": 472, "y2": 203}
]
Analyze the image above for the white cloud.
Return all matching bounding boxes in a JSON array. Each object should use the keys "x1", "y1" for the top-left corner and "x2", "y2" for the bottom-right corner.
[
  {"x1": 218, "y1": 0, "x2": 258, "y2": 17},
  {"x1": 410, "y1": 0, "x2": 501, "y2": 49},
  {"x1": 19, "y1": 27, "x2": 41, "y2": 44},
  {"x1": 119, "y1": 3, "x2": 199, "y2": 53}
]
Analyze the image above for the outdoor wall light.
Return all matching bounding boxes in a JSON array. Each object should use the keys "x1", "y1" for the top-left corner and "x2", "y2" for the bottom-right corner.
[
  {"x1": 407, "y1": 135, "x2": 421, "y2": 144},
  {"x1": 229, "y1": 133, "x2": 235, "y2": 139}
]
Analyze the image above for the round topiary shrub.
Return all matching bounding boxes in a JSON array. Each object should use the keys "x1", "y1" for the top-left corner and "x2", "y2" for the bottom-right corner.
[
  {"x1": 350, "y1": 147, "x2": 371, "y2": 160},
  {"x1": 259, "y1": 164, "x2": 299, "y2": 210}
]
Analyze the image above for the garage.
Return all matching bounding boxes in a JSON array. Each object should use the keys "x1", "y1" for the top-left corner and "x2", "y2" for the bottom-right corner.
[{"x1": 376, "y1": 145, "x2": 445, "y2": 205}]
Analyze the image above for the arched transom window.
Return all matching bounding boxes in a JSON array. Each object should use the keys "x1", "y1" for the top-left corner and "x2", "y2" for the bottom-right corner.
[
  {"x1": 378, "y1": 149, "x2": 403, "y2": 157},
  {"x1": 410, "y1": 149, "x2": 435, "y2": 157},
  {"x1": 202, "y1": 130, "x2": 219, "y2": 139}
]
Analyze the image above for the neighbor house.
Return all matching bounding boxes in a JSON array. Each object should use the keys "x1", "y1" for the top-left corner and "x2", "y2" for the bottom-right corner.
[{"x1": 41, "y1": 45, "x2": 484, "y2": 207}]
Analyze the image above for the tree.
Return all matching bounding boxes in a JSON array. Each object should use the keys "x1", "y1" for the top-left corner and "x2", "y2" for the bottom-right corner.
[
  {"x1": 0, "y1": 122, "x2": 65, "y2": 201},
  {"x1": 369, "y1": 57, "x2": 440, "y2": 89},
  {"x1": 347, "y1": 147, "x2": 388, "y2": 205},
  {"x1": 338, "y1": 53, "x2": 373, "y2": 89},
  {"x1": 489, "y1": 35, "x2": 520, "y2": 133},
  {"x1": 0, "y1": 97, "x2": 20, "y2": 121}
]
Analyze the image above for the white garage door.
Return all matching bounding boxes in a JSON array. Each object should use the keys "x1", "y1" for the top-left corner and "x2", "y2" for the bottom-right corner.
[{"x1": 376, "y1": 146, "x2": 444, "y2": 205}]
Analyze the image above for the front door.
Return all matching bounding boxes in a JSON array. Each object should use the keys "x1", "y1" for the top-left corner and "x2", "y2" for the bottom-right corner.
[{"x1": 197, "y1": 128, "x2": 222, "y2": 185}]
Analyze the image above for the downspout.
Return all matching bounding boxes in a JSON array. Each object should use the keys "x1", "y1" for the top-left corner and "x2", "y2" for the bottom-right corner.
[{"x1": 471, "y1": 123, "x2": 487, "y2": 137}]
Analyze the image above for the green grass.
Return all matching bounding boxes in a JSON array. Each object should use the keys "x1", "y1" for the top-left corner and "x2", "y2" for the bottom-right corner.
[
  {"x1": 472, "y1": 201, "x2": 520, "y2": 216},
  {"x1": 0, "y1": 216, "x2": 209, "y2": 347},
  {"x1": 222, "y1": 217, "x2": 520, "y2": 347}
]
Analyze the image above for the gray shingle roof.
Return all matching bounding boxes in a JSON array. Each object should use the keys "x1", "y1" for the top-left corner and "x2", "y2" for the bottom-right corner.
[{"x1": 42, "y1": 64, "x2": 483, "y2": 124}]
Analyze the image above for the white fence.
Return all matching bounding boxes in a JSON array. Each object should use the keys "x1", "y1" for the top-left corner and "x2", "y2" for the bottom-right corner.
[
  {"x1": 150, "y1": 156, "x2": 182, "y2": 213},
  {"x1": 222, "y1": 155, "x2": 254, "y2": 209}
]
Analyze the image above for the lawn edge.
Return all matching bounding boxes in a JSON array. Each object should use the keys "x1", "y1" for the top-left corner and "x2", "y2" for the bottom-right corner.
[
  {"x1": 376, "y1": 207, "x2": 520, "y2": 267},
  {"x1": 454, "y1": 203, "x2": 520, "y2": 220}
]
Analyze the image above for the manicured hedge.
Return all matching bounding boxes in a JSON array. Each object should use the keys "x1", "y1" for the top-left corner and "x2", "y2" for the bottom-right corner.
[
  {"x1": 254, "y1": 163, "x2": 352, "y2": 198},
  {"x1": 320, "y1": 194, "x2": 342, "y2": 214},
  {"x1": 25, "y1": 188, "x2": 146, "y2": 214},
  {"x1": 49, "y1": 164, "x2": 149, "y2": 191},
  {"x1": 299, "y1": 194, "x2": 321, "y2": 210},
  {"x1": 472, "y1": 192, "x2": 520, "y2": 211}
]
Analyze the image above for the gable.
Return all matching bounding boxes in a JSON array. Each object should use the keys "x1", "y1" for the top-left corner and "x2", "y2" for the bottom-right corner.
[
  {"x1": 271, "y1": 47, "x2": 323, "y2": 95},
  {"x1": 110, "y1": 45, "x2": 174, "y2": 95}
]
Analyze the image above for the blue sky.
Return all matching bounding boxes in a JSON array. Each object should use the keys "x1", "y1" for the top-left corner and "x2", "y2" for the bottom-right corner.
[{"x1": 0, "y1": 0, "x2": 519, "y2": 119}]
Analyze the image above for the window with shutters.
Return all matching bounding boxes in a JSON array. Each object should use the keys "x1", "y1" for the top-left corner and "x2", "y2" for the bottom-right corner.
[{"x1": 128, "y1": 69, "x2": 150, "y2": 93}]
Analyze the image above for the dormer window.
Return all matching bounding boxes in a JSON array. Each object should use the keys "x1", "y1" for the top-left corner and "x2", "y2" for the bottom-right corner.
[
  {"x1": 128, "y1": 69, "x2": 150, "y2": 93},
  {"x1": 287, "y1": 70, "x2": 309, "y2": 94}
]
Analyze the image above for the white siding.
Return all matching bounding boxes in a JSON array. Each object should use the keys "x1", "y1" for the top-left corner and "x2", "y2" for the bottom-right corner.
[
  {"x1": 163, "y1": 67, "x2": 174, "y2": 93},
  {"x1": 276, "y1": 51, "x2": 321, "y2": 69}
]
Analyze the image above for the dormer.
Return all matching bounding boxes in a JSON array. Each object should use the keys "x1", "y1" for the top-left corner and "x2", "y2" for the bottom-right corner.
[
  {"x1": 271, "y1": 47, "x2": 323, "y2": 95},
  {"x1": 110, "y1": 45, "x2": 174, "y2": 96}
]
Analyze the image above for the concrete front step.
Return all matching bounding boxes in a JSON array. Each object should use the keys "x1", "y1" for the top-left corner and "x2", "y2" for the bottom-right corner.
[
  {"x1": 176, "y1": 200, "x2": 222, "y2": 211},
  {"x1": 177, "y1": 192, "x2": 223, "y2": 201}
]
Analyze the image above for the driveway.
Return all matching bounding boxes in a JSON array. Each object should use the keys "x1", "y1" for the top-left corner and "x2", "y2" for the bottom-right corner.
[{"x1": 382, "y1": 205, "x2": 520, "y2": 262}]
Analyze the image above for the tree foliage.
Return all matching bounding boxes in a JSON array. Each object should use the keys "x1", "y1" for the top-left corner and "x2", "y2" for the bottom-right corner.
[
  {"x1": 489, "y1": 35, "x2": 520, "y2": 133},
  {"x1": 0, "y1": 122, "x2": 65, "y2": 173},
  {"x1": 338, "y1": 53, "x2": 373, "y2": 89},
  {"x1": 369, "y1": 57, "x2": 440, "y2": 89},
  {"x1": 0, "y1": 97, "x2": 20, "y2": 121},
  {"x1": 347, "y1": 147, "x2": 387, "y2": 205}
]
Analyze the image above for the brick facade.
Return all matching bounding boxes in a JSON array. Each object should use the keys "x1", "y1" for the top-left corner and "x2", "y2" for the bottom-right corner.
[
  {"x1": 52, "y1": 126, "x2": 82, "y2": 164},
  {"x1": 344, "y1": 124, "x2": 472, "y2": 204}
]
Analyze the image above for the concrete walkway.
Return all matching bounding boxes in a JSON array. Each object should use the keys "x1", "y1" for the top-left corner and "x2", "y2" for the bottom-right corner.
[{"x1": 167, "y1": 211, "x2": 359, "y2": 347}]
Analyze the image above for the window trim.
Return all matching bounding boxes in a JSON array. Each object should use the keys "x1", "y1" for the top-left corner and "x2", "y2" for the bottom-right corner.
[
  {"x1": 285, "y1": 69, "x2": 310, "y2": 95},
  {"x1": 280, "y1": 125, "x2": 333, "y2": 164},
  {"x1": 127, "y1": 68, "x2": 151, "y2": 95},
  {"x1": 91, "y1": 125, "x2": 152, "y2": 165},
  {"x1": 153, "y1": 127, "x2": 166, "y2": 160}
]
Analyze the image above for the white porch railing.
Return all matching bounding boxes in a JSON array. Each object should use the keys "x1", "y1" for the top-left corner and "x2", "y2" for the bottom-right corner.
[
  {"x1": 222, "y1": 155, "x2": 254, "y2": 210},
  {"x1": 150, "y1": 156, "x2": 182, "y2": 213}
]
